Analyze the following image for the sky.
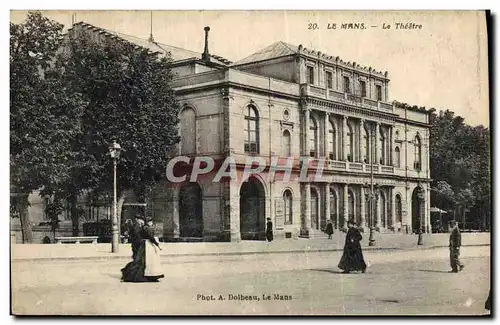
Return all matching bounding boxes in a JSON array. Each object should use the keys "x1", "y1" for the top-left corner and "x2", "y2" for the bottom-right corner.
[{"x1": 10, "y1": 10, "x2": 490, "y2": 127}]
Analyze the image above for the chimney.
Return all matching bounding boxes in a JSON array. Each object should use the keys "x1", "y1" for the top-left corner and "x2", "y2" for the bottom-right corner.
[{"x1": 202, "y1": 26, "x2": 211, "y2": 62}]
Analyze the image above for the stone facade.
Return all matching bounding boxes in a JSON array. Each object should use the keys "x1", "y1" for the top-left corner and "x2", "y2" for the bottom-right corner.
[{"x1": 163, "y1": 44, "x2": 432, "y2": 241}]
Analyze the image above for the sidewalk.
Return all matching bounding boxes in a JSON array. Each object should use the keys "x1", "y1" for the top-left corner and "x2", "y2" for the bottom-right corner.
[{"x1": 11, "y1": 232, "x2": 490, "y2": 262}]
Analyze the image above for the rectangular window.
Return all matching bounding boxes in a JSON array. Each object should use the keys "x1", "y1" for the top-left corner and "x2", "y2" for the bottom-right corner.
[
  {"x1": 376, "y1": 85, "x2": 382, "y2": 101},
  {"x1": 326, "y1": 71, "x2": 333, "y2": 89},
  {"x1": 343, "y1": 76, "x2": 350, "y2": 94},
  {"x1": 307, "y1": 66, "x2": 314, "y2": 85},
  {"x1": 360, "y1": 80, "x2": 367, "y2": 97}
]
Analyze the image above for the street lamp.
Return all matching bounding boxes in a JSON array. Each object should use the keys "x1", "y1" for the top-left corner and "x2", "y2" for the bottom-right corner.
[{"x1": 109, "y1": 140, "x2": 122, "y2": 253}]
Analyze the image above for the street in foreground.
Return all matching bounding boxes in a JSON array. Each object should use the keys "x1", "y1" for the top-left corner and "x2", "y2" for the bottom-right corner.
[{"x1": 11, "y1": 246, "x2": 490, "y2": 315}]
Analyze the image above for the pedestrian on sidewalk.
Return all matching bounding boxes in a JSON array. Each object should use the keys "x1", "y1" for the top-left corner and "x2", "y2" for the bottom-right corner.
[
  {"x1": 129, "y1": 215, "x2": 145, "y2": 260},
  {"x1": 449, "y1": 220, "x2": 465, "y2": 273},
  {"x1": 338, "y1": 220, "x2": 367, "y2": 274},
  {"x1": 266, "y1": 218, "x2": 273, "y2": 242},
  {"x1": 326, "y1": 220, "x2": 334, "y2": 239},
  {"x1": 121, "y1": 218, "x2": 164, "y2": 283}
]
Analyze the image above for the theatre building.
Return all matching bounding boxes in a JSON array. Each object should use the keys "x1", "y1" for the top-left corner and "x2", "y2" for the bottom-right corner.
[{"x1": 12, "y1": 23, "x2": 432, "y2": 242}]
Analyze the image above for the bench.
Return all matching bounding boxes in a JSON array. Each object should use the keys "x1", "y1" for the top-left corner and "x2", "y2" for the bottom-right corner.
[{"x1": 55, "y1": 236, "x2": 99, "y2": 244}]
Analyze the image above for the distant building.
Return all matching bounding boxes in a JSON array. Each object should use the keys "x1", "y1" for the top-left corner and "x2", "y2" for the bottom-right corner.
[{"x1": 11, "y1": 22, "x2": 431, "y2": 243}]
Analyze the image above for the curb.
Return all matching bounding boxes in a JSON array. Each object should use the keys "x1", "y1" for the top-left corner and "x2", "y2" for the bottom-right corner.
[{"x1": 11, "y1": 243, "x2": 490, "y2": 263}]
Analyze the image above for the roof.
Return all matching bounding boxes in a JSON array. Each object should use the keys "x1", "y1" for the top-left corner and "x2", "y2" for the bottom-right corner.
[
  {"x1": 233, "y1": 41, "x2": 387, "y2": 78},
  {"x1": 232, "y1": 41, "x2": 298, "y2": 65},
  {"x1": 69, "y1": 22, "x2": 232, "y2": 66}
]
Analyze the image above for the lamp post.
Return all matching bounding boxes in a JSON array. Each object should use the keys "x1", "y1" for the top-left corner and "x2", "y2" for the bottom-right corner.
[{"x1": 109, "y1": 140, "x2": 122, "y2": 253}]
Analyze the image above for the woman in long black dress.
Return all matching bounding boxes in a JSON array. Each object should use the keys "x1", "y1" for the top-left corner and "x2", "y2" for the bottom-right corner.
[
  {"x1": 121, "y1": 219, "x2": 164, "y2": 282},
  {"x1": 338, "y1": 220, "x2": 367, "y2": 274}
]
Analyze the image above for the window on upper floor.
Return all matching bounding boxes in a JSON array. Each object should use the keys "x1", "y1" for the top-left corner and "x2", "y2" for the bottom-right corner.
[
  {"x1": 328, "y1": 120, "x2": 336, "y2": 160},
  {"x1": 376, "y1": 85, "x2": 382, "y2": 101},
  {"x1": 363, "y1": 127, "x2": 370, "y2": 164},
  {"x1": 343, "y1": 76, "x2": 351, "y2": 94},
  {"x1": 180, "y1": 107, "x2": 197, "y2": 155},
  {"x1": 326, "y1": 71, "x2": 333, "y2": 89},
  {"x1": 244, "y1": 105, "x2": 259, "y2": 154},
  {"x1": 395, "y1": 147, "x2": 401, "y2": 168},
  {"x1": 346, "y1": 122, "x2": 354, "y2": 162},
  {"x1": 379, "y1": 128, "x2": 386, "y2": 165},
  {"x1": 360, "y1": 80, "x2": 367, "y2": 97},
  {"x1": 414, "y1": 135, "x2": 422, "y2": 171},
  {"x1": 282, "y1": 130, "x2": 291, "y2": 157},
  {"x1": 307, "y1": 66, "x2": 315, "y2": 85},
  {"x1": 309, "y1": 116, "x2": 318, "y2": 158}
]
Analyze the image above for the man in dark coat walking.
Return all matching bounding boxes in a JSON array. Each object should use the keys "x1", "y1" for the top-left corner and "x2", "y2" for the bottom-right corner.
[
  {"x1": 266, "y1": 218, "x2": 273, "y2": 242},
  {"x1": 449, "y1": 220, "x2": 464, "y2": 273},
  {"x1": 326, "y1": 220, "x2": 334, "y2": 239}
]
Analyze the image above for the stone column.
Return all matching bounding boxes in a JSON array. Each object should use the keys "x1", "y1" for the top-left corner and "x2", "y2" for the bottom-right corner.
[
  {"x1": 375, "y1": 122, "x2": 380, "y2": 165},
  {"x1": 343, "y1": 183, "x2": 349, "y2": 226},
  {"x1": 390, "y1": 187, "x2": 396, "y2": 231},
  {"x1": 390, "y1": 126, "x2": 394, "y2": 166},
  {"x1": 359, "y1": 119, "x2": 364, "y2": 163},
  {"x1": 360, "y1": 186, "x2": 366, "y2": 230},
  {"x1": 375, "y1": 193, "x2": 381, "y2": 229},
  {"x1": 324, "y1": 113, "x2": 330, "y2": 157},
  {"x1": 302, "y1": 182, "x2": 312, "y2": 236},
  {"x1": 229, "y1": 180, "x2": 241, "y2": 242},
  {"x1": 343, "y1": 116, "x2": 348, "y2": 161},
  {"x1": 303, "y1": 109, "x2": 311, "y2": 156},
  {"x1": 325, "y1": 183, "x2": 331, "y2": 225}
]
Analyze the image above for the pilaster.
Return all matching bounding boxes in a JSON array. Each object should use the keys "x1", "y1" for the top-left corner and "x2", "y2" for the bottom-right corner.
[{"x1": 343, "y1": 116, "x2": 348, "y2": 161}]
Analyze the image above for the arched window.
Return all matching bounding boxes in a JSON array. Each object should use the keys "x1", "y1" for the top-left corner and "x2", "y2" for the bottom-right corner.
[
  {"x1": 379, "y1": 128, "x2": 386, "y2": 165},
  {"x1": 283, "y1": 190, "x2": 293, "y2": 225},
  {"x1": 395, "y1": 130, "x2": 400, "y2": 141},
  {"x1": 395, "y1": 194, "x2": 402, "y2": 223},
  {"x1": 395, "y1": 147, "x2": 401, "y2": 168},
  {"x1": 328, "y1": 120, "x2": 336, "y2": 160},
  {"x1": 363, "y1": 127, "x2": 370, "y2": 163},
  {"x1": 414, "y1": 135, "x2": 422, "y2": 171},
  {"x1": 244, "y1": 105, "x2": 259, "y2": 154},
  {"x1": 309, "y1": 116, "x2": 318, "y2": 157},
  {"x1": 180, "y1": 107, "x2": 196, "y2": 155},
  {"x1": 346, "y1": 122, "x2": 354, "y2": 162},
  {"x1": 282, "y1": 130, "x2": 291, "y2": 157}
]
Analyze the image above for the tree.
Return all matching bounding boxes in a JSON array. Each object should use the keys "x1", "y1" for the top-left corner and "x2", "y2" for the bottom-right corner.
[
  {"x1": 10, "y1": 12, "x2": 86, "y2": 242},
  {"x1": 44, "y1": 201, "x2": 62, "y2": 240},
  {"x1": 61, "y1": 27, "x2": 180, "y2": 224}
]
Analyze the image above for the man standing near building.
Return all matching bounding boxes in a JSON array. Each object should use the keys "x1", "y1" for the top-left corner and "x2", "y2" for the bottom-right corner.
[{"x1": 449, "y1": 220, "x2": 465, "y2": 273}]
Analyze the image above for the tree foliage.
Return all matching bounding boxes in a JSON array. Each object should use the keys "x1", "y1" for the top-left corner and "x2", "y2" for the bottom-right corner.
[
  {"x1": 10, "y1": 12, "x2": 86, "y2": 242},
  {"x1": 428, "y1": 108, "x2": 490, "y2": 229},
  {"x1": 11, "y1": 12, "x2": 181, "y2": 242},
  {"x1": 61, "y1": 28, "x2": 180, "y2": 204}
]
